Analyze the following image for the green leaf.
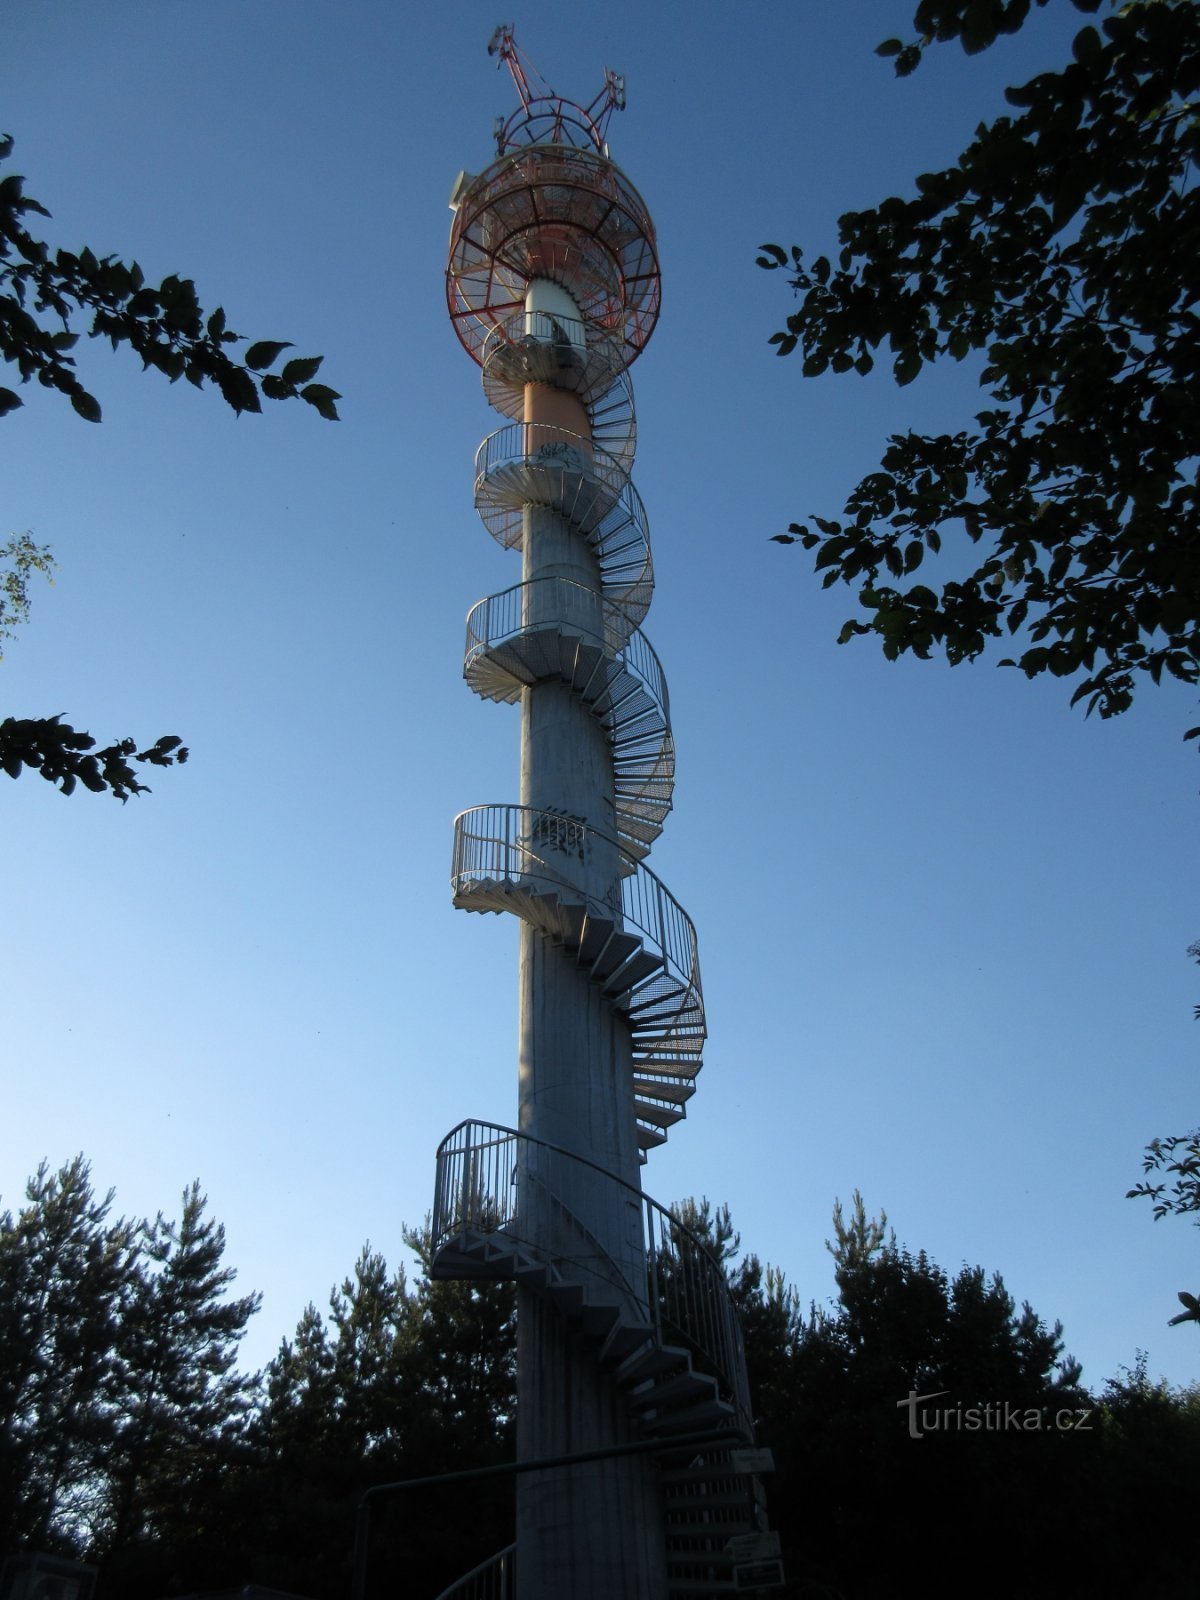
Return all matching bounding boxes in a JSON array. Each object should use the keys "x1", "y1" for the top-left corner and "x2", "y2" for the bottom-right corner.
[
  {"x1": 70, "y1": 390, "x2": 102, "y2": 423},
  {"x1": 0, "y1": 387, "x2": 23, "y2": 417},
  {"x1": 961, "y1": 0, "x2": 999, "y2": 53},
  {"x1": 894, "y1": 349, "x2": 922, "y2": 386},
  {"x1": 1073, "y1": 24, "x2": 1102, "y2": 65},
  {"x1": 244, "y1": 340, "x2": 292, "y2": 372},
  {"x1": 281, "y1": 355, "x2": 323, "y2": 386},
  {"x1": 895, "y1": 43, "x2": 922, "y2": 76},
  {"x1": 217, "y1": 367, "x2": 262, "y2": 415},
  {"x1": 756, "y1": 243, "x2": 788, "y2": 268},
  {"x1": 875, "y1": 38, "x2": 904, "y2": 57},
  {"x1": 300, "y1": 382, "x2": 341, "y2": 421}
]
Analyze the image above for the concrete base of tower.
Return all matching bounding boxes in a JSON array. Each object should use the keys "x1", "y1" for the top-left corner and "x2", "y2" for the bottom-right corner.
[
  {"x1": 515, "y1": 1288, "x2": 668, "y2": 1600},
  {"x1": 514, "y1": 921, "x2": 665, "y2": 1596}
]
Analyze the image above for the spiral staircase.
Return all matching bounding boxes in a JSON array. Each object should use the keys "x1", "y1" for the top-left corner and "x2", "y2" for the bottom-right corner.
[
  {"x1": 431, "y1": 1123, "x2": 778, "y2": 1599},
  {"x1": 431, "y1": 35, "x2": 782, "y2": 1598}
]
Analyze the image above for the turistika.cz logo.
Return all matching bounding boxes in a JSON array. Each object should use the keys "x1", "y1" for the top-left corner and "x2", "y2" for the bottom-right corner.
[{"x1": 897, "y1": 1389, "x2": 1094, "y2": 1439}]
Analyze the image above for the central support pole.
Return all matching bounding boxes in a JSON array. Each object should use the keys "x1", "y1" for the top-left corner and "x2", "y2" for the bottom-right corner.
[{"x1": 513, "y1": 280, "x2": 667, "y2": 1600}]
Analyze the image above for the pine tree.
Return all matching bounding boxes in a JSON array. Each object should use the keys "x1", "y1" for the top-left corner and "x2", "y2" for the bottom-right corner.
[
  {"x1": 99, "y1": 1183, "x2": 260, "y2": 1565},
  {"x1": 0, "y1": 1157, "x2": 137, "y2": 1552}
]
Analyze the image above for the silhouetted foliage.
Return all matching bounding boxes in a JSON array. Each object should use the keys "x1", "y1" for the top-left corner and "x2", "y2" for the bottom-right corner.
[
  {"x1": 0, "y1": 534, "x2": 54, "y2": 656},
  {"x1": 762, "y1": 0, "x2": 1200, "y2": 750},
  {"x1": 0, "y1": 1158, "x2": 137, "y2": 1553},
  {"x1": 238, "y1": 1225, "x2": 515, "y2": 1600},
  {"x1": 0, "y1": 715, "x2": 188, "y2": 800},
  {"x1": 8, "y1": 1166, "x2": 1200, "y2": 1600},
  {"x1": 1126, "y1": 944, "x2": 1200, "y2": 1331},
  {"x1": 718, "y1": 1192, "x2": 1200, "y2": 1600},
  {"x1": 1130, "y1": 1127, "x2": 1200, "y2": 1227},
  {"x1": 0, "y1": 1160, "x2": 256, "y2": 1585},
  {"x1": 0, "y1": 137, "x2": 339, "y2": 424},
  {"x1": 1, "y1": 133, "x2": 340, "y2": 800}
]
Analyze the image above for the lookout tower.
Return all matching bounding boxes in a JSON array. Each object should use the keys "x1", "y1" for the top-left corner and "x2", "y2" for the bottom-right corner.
[{"x1": 429, "y1": 31, "x2": 782, "y2": 1599}]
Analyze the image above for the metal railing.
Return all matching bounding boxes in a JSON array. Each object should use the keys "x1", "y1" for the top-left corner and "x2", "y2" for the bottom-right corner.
[
  {"x1": 466, "y1": 577, "x2": 632, "y2": 663},
  {"x1": 432, "y1": 1120, "x2": 752, "y2": 1436},
  {"x1": 474, "y1": 423, "x2": 630, "y2": 545},
  {"x1": 431, "y1": 1542, "x2": 515, "y2": 1600},
  {"x1": 464, "y1": 578, "x2": 671, "y2": 732},
  {"x1": 481, "y1": 310, "x2": 629, "y2": 419},
  {"x1": 451, "y1": 804, "x2": 702, "y2": 1037},
  {"x1": 447, "y1": 143, "x2": 661, "y2": 363}
]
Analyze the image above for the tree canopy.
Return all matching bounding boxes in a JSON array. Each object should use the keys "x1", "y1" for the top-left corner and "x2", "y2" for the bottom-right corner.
[
  {"x1": 2, "y1": 133, "x2": 341, "y2": 799},
  {"x1": 5, "y1": 1166, "x2": 1200, "y2": 1600},
  {"x1": 0, "y1": 136, "x2": 339, "y2": 425},
  {"x1": 761, "y1": 0, "x2": 1200, "y2": 747},
  {"x1": 0, "y1": 1161, "x2": 257, "y2": 1562}
]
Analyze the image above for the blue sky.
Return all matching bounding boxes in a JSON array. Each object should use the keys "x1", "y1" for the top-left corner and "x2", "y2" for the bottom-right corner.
[{"x1": 3, "y1": 0, "x2": 1197, "y2": 1396}]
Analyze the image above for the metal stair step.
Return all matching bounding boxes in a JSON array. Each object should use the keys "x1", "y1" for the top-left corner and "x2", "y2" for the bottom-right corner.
[
  {"x1": 629, "y1": 1369, "x2": 716, "y2": 1411},
  {"x1": 577, "y1": 914, "x2": 614, "y2": 964},
  {"x1": 625, "y1": 985, "x2": 696, "y2": 1018},
  {"x1": 634, "y1": 1031, "x2": 706, "y2": 1053},
  {"x1": 545, "y1": 1279, "x2": 585, "y2": 1318},
  {"x1": 646, "y1": 1397, "x2": 738, "y2": 1433},
  {"x1": 635, "y1": 1122, "x2": 669, "y2": 1150},
  {"x1": 602, "y1": 946, "x2": 665, "y2": 997},
  {"x1": 618, "y1": 1341, "x2": 690, "y2": 1387},
  {"x1": 632, "y1": 1077, "x2": 696, "y2": 1103},
  {"x1": 664, "y1": 1488, "x2": 759, "y2": 1511},
  {"x1": 632, "y1": 1098, "x2": 686, "y2": 1129},
  {"x1": 587, "y1": 929, "x2": 642, "y2": 981},
  {"x1": 666, "y1": 1516, "x2": 757, "y2": 1539},
  {"x1": 580, "y1": 1300, "x2": 621, "y2": 1340},
  {"x1": 668, "y1": 1555, "x2": 732, "y2": 1580},
  {"x1": 600, "y1": 1320, "x2": 655, "y2": 1365}
]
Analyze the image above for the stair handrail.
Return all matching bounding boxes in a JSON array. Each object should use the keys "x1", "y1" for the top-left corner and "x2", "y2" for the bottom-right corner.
[
  {"x1": 475, "y1": 421, "x2": 628, "y2": 497},
  {"x1": 481, "y1": 309, "x2": 630, "y2": 417},
  {"x1": 432, "y1": 1119, "x2": 752, "y2": 1435},
  {"x1": 430, "y1": 1541, "x2": 515, "y2": 1600},
  {"x1": 464, "y1": 577, "x2": 671, "y2": 719},
  {"x1": 451, "y1": 804, "x2": 702, "y2": 1039}
]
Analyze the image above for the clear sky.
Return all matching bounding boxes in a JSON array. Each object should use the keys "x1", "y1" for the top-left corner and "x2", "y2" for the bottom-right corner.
[{"x1": 3, "y1": 0, "x2": 1197, "y2": 1397}]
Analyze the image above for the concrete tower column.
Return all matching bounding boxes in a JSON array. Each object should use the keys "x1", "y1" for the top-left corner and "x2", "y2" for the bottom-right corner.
[{"x1": 514, "y1": 278, "x2": 664, "y2": 1600}]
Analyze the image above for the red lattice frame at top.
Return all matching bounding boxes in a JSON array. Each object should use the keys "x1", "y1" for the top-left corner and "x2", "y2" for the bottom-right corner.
[
  {"x1": 447, "y1": 30, "x2": 661, "y2": 372},
  {"x1": 447, "y1": 144, "x2": 661, "y2": 370}
]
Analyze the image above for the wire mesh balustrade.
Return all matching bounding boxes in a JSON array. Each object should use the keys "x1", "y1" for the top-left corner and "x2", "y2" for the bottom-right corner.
[{"x1": 447, "y1": 146, "x2": 661, "y2": 363}]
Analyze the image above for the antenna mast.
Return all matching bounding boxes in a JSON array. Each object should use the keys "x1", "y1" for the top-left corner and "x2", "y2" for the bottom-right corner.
[{"x1": 487, "y1": 24, "x2": 626, "y2": 154}]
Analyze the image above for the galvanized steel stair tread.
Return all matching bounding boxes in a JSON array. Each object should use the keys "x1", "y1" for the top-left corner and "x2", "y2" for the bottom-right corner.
[
  {"x1": 452, "y1": 877, "x2": 700, "y2": 1143},
  {"x1": 465, "y1": 623, "x2": 675, "y2": 858}
]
